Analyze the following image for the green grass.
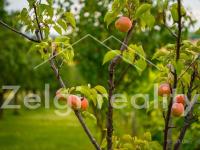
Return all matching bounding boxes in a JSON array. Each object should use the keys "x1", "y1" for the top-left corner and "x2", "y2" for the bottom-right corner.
[{"x1": 0, "y1": 109, "x2": 97, "y2": 150}]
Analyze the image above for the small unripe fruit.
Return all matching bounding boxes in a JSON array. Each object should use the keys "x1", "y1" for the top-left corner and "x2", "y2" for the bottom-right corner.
[
  {"x1": 67, "y1": 95, "x2": 81, "y2": 110},
  {"x1": 158, "y1": 83, "x2": 171, "y2": 96},
  {"x1": 115, "y1": 17, "x2": 132, "y2": 32},
  {"x1": 175, "y1": 94, "x2": 185, "y2": 105},
  {"x1": 81, "y1": 97, "x2": 89, "y2": 111},
  {"x1": 56, "y1": 89, "x2": 66, "y2": 101},
  {"x1": 171, "y1": 103, "x2": 184, "y2": 117}
]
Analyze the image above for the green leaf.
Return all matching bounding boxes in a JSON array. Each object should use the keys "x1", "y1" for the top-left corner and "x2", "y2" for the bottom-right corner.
[
  {"x1": 62, "y1": 49, "x2": 74, "y2": 63},
  {"x1": 170, "y1": 4, "x2": 178, "y2": 22},
  {"x1": 53, "y1": 25, "x2": 62, "y2": 35},
  {"x1": 57, "y1": 19, "x2": 67, "y2": 30},
  {"x1": 55, "y1": 36, "x2": 70, "y2": 43},
  {"x1": 29, "y1": 44, "x2": 41, "y2": 53},
  {"x1": 143, "y1": 132, "x2": 152, "y2": 141},
  {"x1": 197, "y1": 40, "x2": 200, "y2": 47},
  {"x1": 20, "y1": 8, "x2": 28, "y2": 21},
  {"x1": 111, "y1": 0, "x2": 126, "y2": 10},
  {"x1": 104, "y1": 0, "x2": 126, "y2": 27},
  {"x1": 175, "y1": 60, "x2": 185, "y2": 75},
  {"x1": 95, "y1": 85, "x2": 108, "y2": 95},
  {"x1": 76, "y1": 86, "x2": 91, "y2": 98},
  {"x1": 47, "y1": 0, "x2": 53, "y2": 5},
  {"x1": 134, "y1": 58, "x2": 147, "y2": 75},
  {"x1": 64, "y1": 12, "x2": 76, "y2": 28},
  {"x1": 152, "y1": 49, "x2": 170, "y2": 60},
  {"x1": 27, "y1": 0, "x2": 35, "y2": 6},
  {"x1": 40, "y1": 42, "x2": 49, "y2": 49},
  {"x1": 140, "y1": 10, "x2": 155, "y2": 28},
  {"x1": 182, "y1": 72, "x2": 191, "y2": 86},
  {"x1": 101, "y1": 138, "x2": 107, "y2": 148},
  {"x1": 135, "y1": 3, "x2": 151, "y2": 19},
  {"x1": 122, "y1": 48, "x2": 135, "y2": 64},
  {"x1": 47, "y1": 7, "x2": 54, "y2": 18},
  {"x1": 132, "y1": 44, "x2": 145, "y2": 57},
  {"x1": 170, "y1": 3, "x2": 186, "y2": 22},
  {"x1": 103, "y1": 50, "x2": 121, "y2": 65},
  {"x1": 82, "y1": 111, "x2": 97, "y2": 124},
  {"x1": 96, "y1": 95, "x2": 104, "y2": 109},
  {"x1": 44, "y1": 28, "x2": 50, "y2": 38},
  {"x1": 104, "y1": 11, "x2": 118, "y2": 27},
  {"x1": 89, "y1": 88, "x2": 98, "y2": 105}
]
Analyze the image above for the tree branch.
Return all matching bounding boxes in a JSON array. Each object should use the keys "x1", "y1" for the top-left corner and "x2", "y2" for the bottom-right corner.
[
  {"x1": 164, "y1": 24, "x2": 177, "y2": 39},
  {"x1": 2, "y1": 2, "x2": 101, "y2": 149},
  {"x1": 173, "y1": 70, "x2": 196, "y2": 150},
  {"x1": 0, "y1": 20, "x2": 40, "y2": 43},
  {"x1": 176, "y1": 0, "x2": 182, "y2": 61},
  {"x1": 162, "y1": 6, "x2": 177, "y2": 39},
  {"x1": 163, "y1": 70, "x2": 177, "y2": 150},
  {"x1": 173, "y1": 97, "x2": 198, "y2": 150},
  {"x1": 74, "y1": 110, "x2": 101, "y2": 150},
  {"x1": 33, "y1": 4, "x2": 43, "y2": 40},
  {"x1": 107, "y1": 22, "x2": 135, "y2": 150}
]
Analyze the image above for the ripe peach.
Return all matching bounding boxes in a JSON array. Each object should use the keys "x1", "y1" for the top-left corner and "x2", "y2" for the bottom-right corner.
[
  {"x1": 56, "y1": 89, "x2": 66, "y2": 101},
  {"x1": 67, "y1": 95, "x2": 81, "y2": 110},
  {"x1": 158, "y1": 83, "x2": 171, "y2": 96},
  {"x1": 171, "y1": 103, "x2": 184, "y2": 117},
  {"x1": 115, "y1": 17, "x2": 132, "y2": 32},
  {"x1": 81, "y1": 97, "x2": 89, "y2": 111},
  {"x1": 175, "y1": 94, "x2": 186, "y2": 105}
]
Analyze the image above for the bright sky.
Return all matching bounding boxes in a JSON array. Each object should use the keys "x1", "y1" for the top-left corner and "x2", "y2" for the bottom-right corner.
[{"x1": 5, "y1": 0, "x2": 200, "y2": 31}]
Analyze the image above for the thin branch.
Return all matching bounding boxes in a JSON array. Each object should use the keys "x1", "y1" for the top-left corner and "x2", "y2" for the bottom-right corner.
[
  {"x1": 187, "y1": 70, "x2": 196, "y2": 100},
  {"x1": 33, "y1": 4, "x2": 43, "y2": 40},
  {"x1": 49, "y1": 58, "x2": 66, "y2": 88},
  {"x1": 177, "y1": 58, "x2": 197, "y2": 81},
  {"x1": 107, "y1": 22, "x2": 135, "y2": 150},
  {"x1": 173, "y1": 70, "x2": 196, "y2": 150},
  {"x1": 162, "y1": 6, "x2": 177, "y2": 39},
  {"x1": 173, "y1": 98, "x2": 197, "y2": 150},
  {"x1": 74, "y1": 110, "x2": 101, "y2": 150},
  {"x1": 164, "y1": 24, "x2": 178, "y2": 39},
  {"x1": 31, "y1": 3, "x2": 101, "y2": 149},
  {"x1": 176, "y1": 0, "x2": 182, "y2": 61},
  {"x1": 163, "y1": 70, "x2": 177, "y2": 150},
  {"x1": 0, "y1": 20, "x2": 40, "y2": 43}
]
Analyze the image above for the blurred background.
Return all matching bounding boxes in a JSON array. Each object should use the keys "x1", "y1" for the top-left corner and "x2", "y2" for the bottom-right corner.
[{"x1": 0, "y1": 0, "x2": 200, "y2": 150}]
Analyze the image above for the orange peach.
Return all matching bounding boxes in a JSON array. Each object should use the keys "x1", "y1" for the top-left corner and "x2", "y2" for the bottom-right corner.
[
  {"x1": 115, "y1": 17, "x2": 132, "y2": 32},
  {"x1": 175, "y1": 94, "x2": 186, "y2": 105},
  {"x1": 81, "y1": 97, "x2": 89, "y2": 111},
  {"x1": 171, "y1": 103, "x2": 184, "y2": 117},
  {"x1": 67, "y1": 95, "x2": 81, "y2": 110},
  {"x1": 158, "y1": 83, "x2": 171, "y2": 96}
]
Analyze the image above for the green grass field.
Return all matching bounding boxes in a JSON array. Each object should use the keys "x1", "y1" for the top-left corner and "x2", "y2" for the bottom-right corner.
[{"x1": 0, "y1": 109, "x2": 97, "y2": 150}]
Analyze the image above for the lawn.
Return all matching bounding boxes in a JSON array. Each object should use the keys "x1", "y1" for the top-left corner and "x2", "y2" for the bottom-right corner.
[{"x1": 0, "y1": 109, "x2": 96, "y2": 150}]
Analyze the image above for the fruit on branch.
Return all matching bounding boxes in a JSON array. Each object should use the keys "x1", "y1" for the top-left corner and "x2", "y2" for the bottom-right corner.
[
  {"x1": 81, "y1": 97, "x2": 89, "y2": 111},
  {"x1": 175, "y1": 94, "x2": 185, "y2": 105},
  {"x1": 171, "y1": 103, "x2": 184, "y2": 117},
  {"x1": 158, "y1": 83, "x2": 171, "y2": 96},
  {"x1": 56, "y1": 89, "x2": 66, "y2": 101},
  {"x1": 67, "y1": 95, "x2": 81, "y2": 110},
  {"x1": 115, "y1": 16, "x2": 132, "y2": 32}
]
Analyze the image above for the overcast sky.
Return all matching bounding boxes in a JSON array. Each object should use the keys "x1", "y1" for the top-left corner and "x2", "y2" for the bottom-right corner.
[{"x1": 5, "y1": 0, "x2": 200, "y2": 31}]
